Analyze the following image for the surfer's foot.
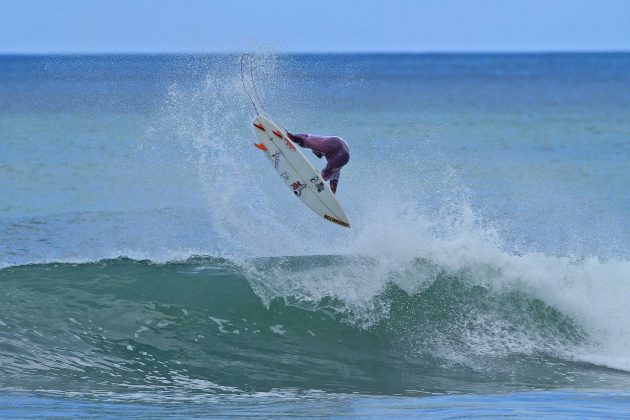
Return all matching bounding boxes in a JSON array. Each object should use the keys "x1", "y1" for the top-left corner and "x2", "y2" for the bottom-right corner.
[{"x1": 330, "y1": 179, "x2": 338, "y2": 194}]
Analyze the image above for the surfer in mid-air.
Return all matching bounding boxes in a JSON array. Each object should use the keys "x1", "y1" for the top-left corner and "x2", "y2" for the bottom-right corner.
[{"x1": 285, "y1": 132, "x2": 349, "y2": 194}]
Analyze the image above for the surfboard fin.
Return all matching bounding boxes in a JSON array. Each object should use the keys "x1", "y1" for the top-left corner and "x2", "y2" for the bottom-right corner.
[{"x1": 254, "y1": 142, "x2": 268, "y2": 151}]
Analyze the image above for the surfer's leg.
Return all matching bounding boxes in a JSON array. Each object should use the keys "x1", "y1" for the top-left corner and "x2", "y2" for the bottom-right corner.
[
  {"x1": 330, "y1": 179, "x2": 338, "y2": 194},
  {"x1": 327, "y1": 168, "x2": 341, "y2": 194}
]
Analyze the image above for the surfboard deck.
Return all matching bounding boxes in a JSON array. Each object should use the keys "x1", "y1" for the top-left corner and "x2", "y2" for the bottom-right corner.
[{"x1": 252, "y1": 116, "x2": 350, "y2": 228}]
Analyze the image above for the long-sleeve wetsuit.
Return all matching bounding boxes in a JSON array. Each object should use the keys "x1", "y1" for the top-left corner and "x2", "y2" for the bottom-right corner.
[{"x1": 287, "y1": 133, "x2": 349, "y2": 193}]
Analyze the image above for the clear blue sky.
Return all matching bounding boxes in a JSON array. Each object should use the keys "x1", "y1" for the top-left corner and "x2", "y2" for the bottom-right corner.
[{"x1": 2, "y1": 0, "x2": 629, "y2": 53}]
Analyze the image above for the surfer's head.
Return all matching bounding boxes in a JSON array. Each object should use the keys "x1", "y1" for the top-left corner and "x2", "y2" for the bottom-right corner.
[{"x1": 313, "y1": 150, "x2": 324, "y2": 159}]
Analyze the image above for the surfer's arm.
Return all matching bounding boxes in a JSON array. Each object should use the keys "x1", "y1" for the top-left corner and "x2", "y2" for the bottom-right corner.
[
  {"x1": 286, "y1": 133, "x2": 325, "y2": 158},
  {"x1": 286, "y1": 132, "x2": 309, "y2": 147}
]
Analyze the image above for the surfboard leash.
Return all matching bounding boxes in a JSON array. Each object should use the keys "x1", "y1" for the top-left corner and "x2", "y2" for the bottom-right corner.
[
  {"x1": 248, "y1": 56, "x2": 269, "y2": 116},
  {"x1": 240, "y1": 54, "x2": 260, "y2": 116}
]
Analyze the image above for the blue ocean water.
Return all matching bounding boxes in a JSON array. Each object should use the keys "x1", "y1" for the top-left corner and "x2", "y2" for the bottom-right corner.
[{"x1": 1, "y1": 54, "x2": 630, "y2": 417}]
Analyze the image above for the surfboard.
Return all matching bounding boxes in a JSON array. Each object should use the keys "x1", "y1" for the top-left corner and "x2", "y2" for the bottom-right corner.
[{"x1": 252, "y1": 115, "x2": 350, "y2": 228}]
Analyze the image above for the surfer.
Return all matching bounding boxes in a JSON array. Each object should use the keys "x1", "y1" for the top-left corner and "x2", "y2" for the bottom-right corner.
[{"x1": 285, "y1": 132, "x2": 349, "y2": 194}]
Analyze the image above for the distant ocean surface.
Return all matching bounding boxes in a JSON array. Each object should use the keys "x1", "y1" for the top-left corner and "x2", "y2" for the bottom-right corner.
[{"x1": 1, "y1": 54, "x2": 629, "y2": 417}]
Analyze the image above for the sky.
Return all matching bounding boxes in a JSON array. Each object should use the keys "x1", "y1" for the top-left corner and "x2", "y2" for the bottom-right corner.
[{"x1": 1, "y1": 0, "x2": 629, "y2": 53}]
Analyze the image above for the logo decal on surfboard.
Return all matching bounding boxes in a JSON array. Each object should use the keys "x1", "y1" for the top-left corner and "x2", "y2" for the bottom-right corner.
[
  {"x1": 292, "y1": 181, "x2": 306, "y2": 196},
  {"x1": 273, "y1": 152, "x2": 281, "y2": 169},
  {"x1": 324, "y1": 214, "x2": 350, "y2": 227},
  {"x1": 284, "y1": 139, "x2": 296, "y2": 151}
]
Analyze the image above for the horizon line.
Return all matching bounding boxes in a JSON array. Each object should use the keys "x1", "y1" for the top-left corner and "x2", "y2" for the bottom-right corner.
[{"x1": 1, "y1": 49, "x2": 629, "y2": 56}]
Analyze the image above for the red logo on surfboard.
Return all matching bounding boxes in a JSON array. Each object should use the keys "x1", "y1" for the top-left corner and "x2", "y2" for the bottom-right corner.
[
  {"x1": 291, "y1": 181, "x2": 306, "y2": 196},
  {"x1": 284, "y1": 139, "x2": 296, "y2": 151}
]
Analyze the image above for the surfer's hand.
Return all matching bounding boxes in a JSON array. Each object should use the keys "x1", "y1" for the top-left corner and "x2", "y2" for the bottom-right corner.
[{"x1": 288, "y1": 133, "x2": 304, "y2": 146}]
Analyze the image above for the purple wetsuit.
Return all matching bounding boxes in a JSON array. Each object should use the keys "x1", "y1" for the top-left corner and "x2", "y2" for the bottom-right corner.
[{"x1": 287, "y1": 133, "x2": 350, "y2": 182}]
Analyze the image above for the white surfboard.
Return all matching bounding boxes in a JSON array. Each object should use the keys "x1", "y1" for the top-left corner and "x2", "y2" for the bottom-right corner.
[{"x1": 252, "y1": 115, "x2": 350, "y2": 228}]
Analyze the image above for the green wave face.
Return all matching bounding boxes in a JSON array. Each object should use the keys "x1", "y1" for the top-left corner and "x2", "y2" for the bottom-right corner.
[{"x1": 1, "y1": 257, "x2": 627, "y2": 399}]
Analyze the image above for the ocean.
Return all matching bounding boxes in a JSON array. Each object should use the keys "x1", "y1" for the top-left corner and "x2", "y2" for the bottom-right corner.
[{"x1": 1, "y1": 53, "x2": 629, "y2": 417}]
